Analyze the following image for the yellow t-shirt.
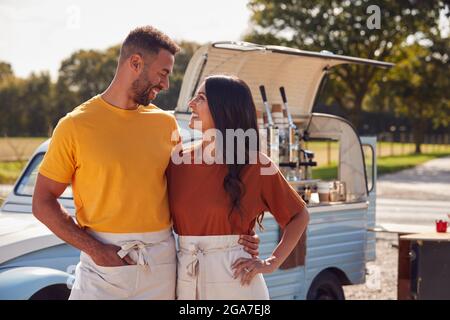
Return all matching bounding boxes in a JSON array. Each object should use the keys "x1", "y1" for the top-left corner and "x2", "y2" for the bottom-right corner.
[{"x1": 39, "y1": 95, "x2": 179, "y2": 233}]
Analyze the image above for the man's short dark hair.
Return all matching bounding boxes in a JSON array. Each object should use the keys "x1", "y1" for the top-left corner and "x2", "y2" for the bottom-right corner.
[{"x1": 120, "y1": 26, "x2": 180, "y2": 62}]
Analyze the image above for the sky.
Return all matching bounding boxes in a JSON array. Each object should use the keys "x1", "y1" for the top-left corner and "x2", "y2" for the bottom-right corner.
[
  {"x1": 1, "y1": 1, "x2": 448, "y2": 79},
  {"x1": 0, "y1": 0, "x2": 253, "y2": 78}
]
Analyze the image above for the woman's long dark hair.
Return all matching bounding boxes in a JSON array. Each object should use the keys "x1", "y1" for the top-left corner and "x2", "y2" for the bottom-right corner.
[{"x1": 204, "y1": 75, "x2": 260, "y2": 223}]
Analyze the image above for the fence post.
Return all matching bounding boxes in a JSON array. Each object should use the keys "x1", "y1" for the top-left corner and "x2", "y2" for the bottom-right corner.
[
  {"x1": 410, "y1": 133, "x2": 414, "y2": 154},
  {"x1": 433, "y1": 135, "x2": 436, "y2": 153},
  {"x1": 327, "y1": 141, "x2": 331, "y2": 166},
  {"x1": 445, "y1": 134, "x2": 449, "y2": 153},
  {"x1": 378, "y1": 133, "x2": 383, "y2": 158},
  {"x1": 390, "y1": 132, "x2": 394, "y2": 157},
  {"x1": 401, "y1": 132, "x2": 405, "y2": 155}
]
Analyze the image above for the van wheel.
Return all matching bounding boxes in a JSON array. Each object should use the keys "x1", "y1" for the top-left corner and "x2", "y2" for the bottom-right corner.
[
  {"x1": 307, "y1": 271, "x2": 345, "y2": 300},
  {"x1": 29, "y1": 284, "x2": 71, "y2": 300}
]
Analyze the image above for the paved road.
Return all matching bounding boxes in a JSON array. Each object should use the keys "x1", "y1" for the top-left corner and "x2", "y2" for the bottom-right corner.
[
  {"x1": 377, "y1": 198, "x2": 449, "y2": 226},
  {"x1": 376, "y1": 156, "x2": 450, "y2": 228},
  {"x1": 377, "y1": 156, "x2": 450, "y2": 201}
]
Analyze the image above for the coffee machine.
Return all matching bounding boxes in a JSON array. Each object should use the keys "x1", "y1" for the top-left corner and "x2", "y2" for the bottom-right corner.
[{"x1": 257, "y1": 86, "x2": 318, "y2": 203}]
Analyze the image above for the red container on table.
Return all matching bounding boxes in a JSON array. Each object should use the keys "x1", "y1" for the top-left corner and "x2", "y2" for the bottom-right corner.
[{"x1": 436, "y1": 220, "x2": 448, "y2": 233}]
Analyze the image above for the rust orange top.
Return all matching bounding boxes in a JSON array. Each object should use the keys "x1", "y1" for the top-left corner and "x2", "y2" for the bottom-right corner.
[{"x1": 167, "y1": 151, "x2": 306, "y2": 235}]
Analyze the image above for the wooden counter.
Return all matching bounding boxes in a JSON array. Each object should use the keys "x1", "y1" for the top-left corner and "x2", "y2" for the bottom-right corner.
[
  {"x1": 398, "y1": 231, "x2": 450, "y2": 300},
  {"x1": 400, "y1": 232, "x2": 450, "y2": 241}
]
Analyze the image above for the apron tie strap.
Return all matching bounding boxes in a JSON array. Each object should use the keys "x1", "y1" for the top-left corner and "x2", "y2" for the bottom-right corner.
[{"x1": 117, "y1": 240, "x2": 162, "y2": 268}]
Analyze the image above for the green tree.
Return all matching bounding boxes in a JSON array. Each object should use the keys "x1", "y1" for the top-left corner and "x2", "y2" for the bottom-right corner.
[
  {"x1": 50, "y1": 45, "x2": 120, "y2": 130},
  {"x1": 0, "y1": 77, "x2": 23, "y2": 135},
  {"x1": 0, "y1": 62, "x2": 14, "y2": 83},
  {"x1": 21, "y1": 72, "x2": 54, "y2": 136},
  {"x1": 50, "y1": 77, "x2": 79, "y2": 131},
  {"x1": 57, "y1": 45, "x2": 120, "y2": 103},
  {"x1": 371, "y1": 38, "x2": 450, "y2": 154},
  {"x1": 0, "y1": 72, "x2": 53, "y2": 136},
  {"x1": 244, "y1": 0, "x2": 447, "y2": 128},
  {"x1": 0, "y1": 61, "x2": 18, "y2": 135}
]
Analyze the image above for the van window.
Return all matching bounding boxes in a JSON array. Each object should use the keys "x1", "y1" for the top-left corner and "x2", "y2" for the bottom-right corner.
[
  {"x1": 15, "y1": 153, "x2": 73, "y2": 198},
  {"x1": 307, "y1": 138, "x2": 339, "y2": 181}
]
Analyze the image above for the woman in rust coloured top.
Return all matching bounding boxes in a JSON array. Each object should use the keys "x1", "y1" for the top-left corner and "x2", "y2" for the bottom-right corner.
[{"x1": 167, "y1": 75, "x2": 309, "y2": 300}]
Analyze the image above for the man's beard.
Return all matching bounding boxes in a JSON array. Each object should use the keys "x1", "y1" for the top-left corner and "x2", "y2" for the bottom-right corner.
[{"x1": 131, "y1": 73, "x2": 162, "y2": 106}]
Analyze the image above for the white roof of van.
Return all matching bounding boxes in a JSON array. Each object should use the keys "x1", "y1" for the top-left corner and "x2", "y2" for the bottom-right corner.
[{"x1": 176, "y1": 41, "x2": 394, "y2": 117}]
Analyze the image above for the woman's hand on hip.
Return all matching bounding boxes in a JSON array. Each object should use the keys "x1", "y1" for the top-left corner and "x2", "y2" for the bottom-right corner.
[{"x1": 231, "y1": 256, "x2": 277, "y2": 286}]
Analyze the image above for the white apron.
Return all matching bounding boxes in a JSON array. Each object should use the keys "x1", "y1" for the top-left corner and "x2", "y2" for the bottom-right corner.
[
  {"x1": 176, "y1": 235, "x2": 270, "y2": 300},
  {"x1": 69, "y1": 228, "x2": 176, "y2": 300}
]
